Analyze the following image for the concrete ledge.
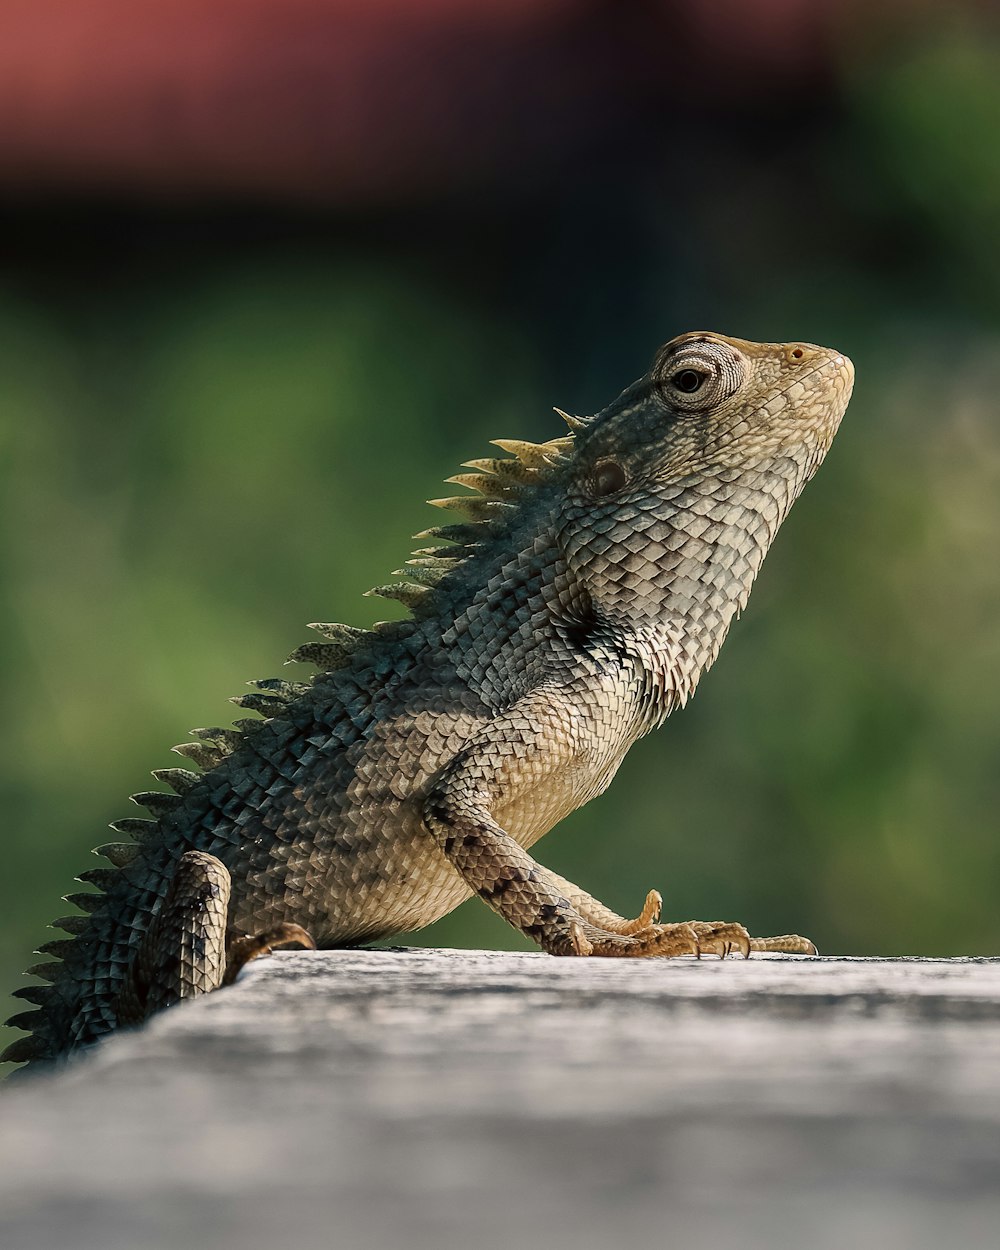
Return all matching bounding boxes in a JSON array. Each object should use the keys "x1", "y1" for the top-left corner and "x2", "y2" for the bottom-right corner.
[{"x1": 2, "y1": 949, "x2": 999, "y2": 1250}]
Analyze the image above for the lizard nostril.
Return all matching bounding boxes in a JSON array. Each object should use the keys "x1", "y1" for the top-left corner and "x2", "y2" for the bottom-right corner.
[{"x1": 791, "y1": 348, "x2": 804, "y2": 360}]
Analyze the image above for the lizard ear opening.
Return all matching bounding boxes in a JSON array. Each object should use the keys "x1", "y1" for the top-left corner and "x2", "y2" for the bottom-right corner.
[{"x1": 589, "y1": 459, "x2": 627, "y2": 498}]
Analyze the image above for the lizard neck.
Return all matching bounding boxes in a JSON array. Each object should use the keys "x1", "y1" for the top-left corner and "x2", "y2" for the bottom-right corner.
[
  {"x1": 560, "y1": 453, "x2": 808, "y2": 727},
  {"x1": 438, "y1": 448, "x2": 806, "y2": 727}
]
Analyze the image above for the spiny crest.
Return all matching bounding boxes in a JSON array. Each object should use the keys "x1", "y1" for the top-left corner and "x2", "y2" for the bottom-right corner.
[
  {"x1": 368, "y1": 431, "x2": 574, "y2": 621},
  {"x1": 281, "y1": 427, "x2": 579, "y2": 677},
  {"x1": 168, "y1": 427, "x2": 582, "y2": 769},
  {"x1": 86, "y1": 430, "x2": 578, "y2": 796}
]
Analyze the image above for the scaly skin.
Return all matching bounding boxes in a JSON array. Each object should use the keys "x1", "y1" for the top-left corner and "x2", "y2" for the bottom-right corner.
[{"x1": 4, "y1": 330, "x2": 854, "y2": 1066}]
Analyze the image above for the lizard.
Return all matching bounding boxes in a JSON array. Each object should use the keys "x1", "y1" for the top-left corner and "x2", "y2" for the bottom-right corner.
[{"x1": 3, "y1": 330, "x2": 854, "y2": 1067}]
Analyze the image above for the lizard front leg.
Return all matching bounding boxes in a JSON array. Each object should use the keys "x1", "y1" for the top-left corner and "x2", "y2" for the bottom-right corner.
[
  {"x1": 424, "y1": 793, "x2": 704, "y2": 957},
  {"x1": 423, "y1": 689, "x2": 814, "y2": 959},
  {"x1": 421, "y1": 692, "x2": 747, "y2": 958},
  {"x1": 115, "y1": 850, "x2": 315, "y2": 1026}
]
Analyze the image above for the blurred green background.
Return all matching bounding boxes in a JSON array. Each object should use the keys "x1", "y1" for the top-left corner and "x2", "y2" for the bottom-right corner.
[{"x1": 2, "y1": 1, "x2": 999, "y2": 1067}]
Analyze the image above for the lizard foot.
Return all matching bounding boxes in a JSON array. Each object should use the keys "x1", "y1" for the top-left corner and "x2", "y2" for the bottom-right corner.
[
  {"x1": 621, "y1": 921, "x2": 818, "y2": 959},
  {"x1": 685, "y1": 921, "x2": 752, "y2": 959},
  {"x1": 623, "y1": 922, "x2": 818, "y2": 959},
  {"x1": 223, "y1": 923, "x2": 317, "y2": 985},
  {"x1": 550, "y1": 919, "x2": 817, "y2": 960},
  {"x1": 563, "y1": 920, "x2": 703, "y2": 959},
  {"x1": 615, "y1": 918, "x2": 755, "y2": 958}
]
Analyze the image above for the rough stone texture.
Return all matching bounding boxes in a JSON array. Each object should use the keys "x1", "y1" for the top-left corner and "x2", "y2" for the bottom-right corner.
[{"x1": 1, "y1": 949, "x2": 999, "y2": 1250}]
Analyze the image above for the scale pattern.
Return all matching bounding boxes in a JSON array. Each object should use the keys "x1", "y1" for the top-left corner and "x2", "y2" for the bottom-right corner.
[{"x1": 3, "y1": 331, "x2": 854, "y2": 1066}]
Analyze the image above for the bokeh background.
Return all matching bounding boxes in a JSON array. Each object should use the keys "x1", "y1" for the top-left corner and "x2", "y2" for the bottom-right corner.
[{"x1": 2, "y1": 0, "x2": 999, "y2": 1065}]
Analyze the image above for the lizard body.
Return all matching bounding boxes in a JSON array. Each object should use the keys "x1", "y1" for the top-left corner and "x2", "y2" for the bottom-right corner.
[{"x1": 4, "y1": 331, "x2": 854, "y2": 1066}]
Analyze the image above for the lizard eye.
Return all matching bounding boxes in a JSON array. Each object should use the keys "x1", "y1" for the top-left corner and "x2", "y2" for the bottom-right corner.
[
  {"x1": 671, "y1": 368, "x2": 704, "y2": 394},
  {"x1": 652, "y1": 337, "x2": 749, "y2": 413}
]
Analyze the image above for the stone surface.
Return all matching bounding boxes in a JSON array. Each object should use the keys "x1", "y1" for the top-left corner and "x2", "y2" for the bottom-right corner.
[{"x1": 1, "y1": 949, "x2": 999, "y2": 1250}]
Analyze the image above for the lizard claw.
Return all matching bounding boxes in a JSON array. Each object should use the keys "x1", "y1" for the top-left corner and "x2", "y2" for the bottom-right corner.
[
  {"x1": 223, "y1": 922, "x2": 316, "y2": 985},
  {"x1": 687, "y1": 922, "x2": 751, "y2": 960}
]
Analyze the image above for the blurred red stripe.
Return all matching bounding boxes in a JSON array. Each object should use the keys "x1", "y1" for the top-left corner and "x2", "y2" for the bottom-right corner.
[{"x1": 0, "y1": 0, "x2": 845, "y2": 203}]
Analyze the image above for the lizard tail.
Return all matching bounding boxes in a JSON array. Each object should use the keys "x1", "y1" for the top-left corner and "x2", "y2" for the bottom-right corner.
[{"x1": 1, "y1": 781, "x2": 192, "y2": 1066}]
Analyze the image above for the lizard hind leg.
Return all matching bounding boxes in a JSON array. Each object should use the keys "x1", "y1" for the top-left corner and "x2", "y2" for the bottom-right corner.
[
  {"x1": 115, "y1": 851, "x2": 317, "y2": 1026},
  {"x1": 115, "y1": 849, "x2": 232, "y2": 1027},
  {"x1": 115, "y1": 850, "x2": 317, "y2": 1026}
]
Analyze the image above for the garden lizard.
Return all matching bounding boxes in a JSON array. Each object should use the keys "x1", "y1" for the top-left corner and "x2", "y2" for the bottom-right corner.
[{"x1": 4, "y1": 330, "x2": 854, "y2": 1066}]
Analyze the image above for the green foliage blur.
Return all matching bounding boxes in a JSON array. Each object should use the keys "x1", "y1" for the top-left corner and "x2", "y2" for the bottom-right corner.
[{"x1": 3, "y1": 14, "x2": 1000, "y2": 1068}]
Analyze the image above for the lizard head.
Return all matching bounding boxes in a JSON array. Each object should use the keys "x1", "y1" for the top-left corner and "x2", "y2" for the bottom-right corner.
[
  {"x1": 565, "y1": 331, "x2": 854, "y2": 498},
  {"x1": 553, "y1": 331, "x2": 854, "y2": 698},
  {"x1": 404, "y1": 330, "x2": 851, "y2": 704}
]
